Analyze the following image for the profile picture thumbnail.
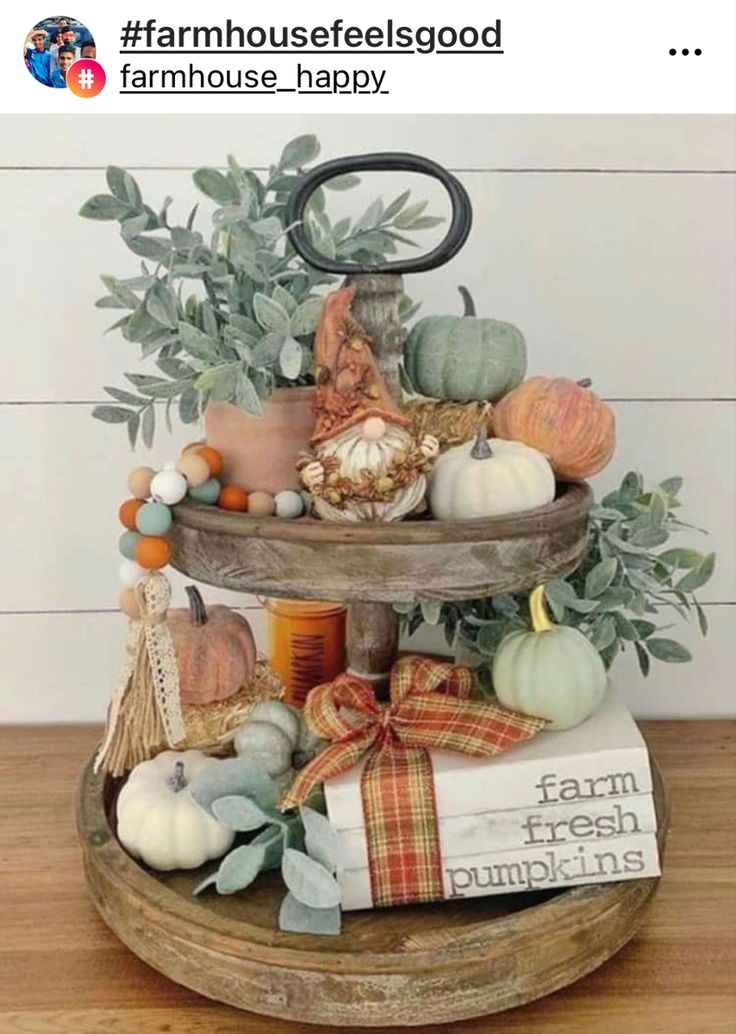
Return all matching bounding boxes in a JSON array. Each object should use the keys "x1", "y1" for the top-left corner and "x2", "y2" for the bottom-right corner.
[{"x1": 24, "y1": 15, "x2": 96, "y2": 89}]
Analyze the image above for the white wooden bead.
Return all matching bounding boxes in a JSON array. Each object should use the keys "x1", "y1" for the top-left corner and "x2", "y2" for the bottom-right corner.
[
  {"x1": 119, "y1": 559, "x2": 145, "y2": 588},
  {"x1": 150, "y1": 469, "x2": 188, "y2": 505}
]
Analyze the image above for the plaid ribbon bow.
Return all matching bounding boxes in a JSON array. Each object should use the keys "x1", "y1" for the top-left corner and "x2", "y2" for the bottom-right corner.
[{"x1": 282, "y1": 654, "x2": 545, "y2": 907}]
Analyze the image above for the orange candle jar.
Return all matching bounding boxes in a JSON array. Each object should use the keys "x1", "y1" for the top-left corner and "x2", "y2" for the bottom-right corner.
[{"x1": 265, "y1": 599, "x2": 346, "y2": 707}]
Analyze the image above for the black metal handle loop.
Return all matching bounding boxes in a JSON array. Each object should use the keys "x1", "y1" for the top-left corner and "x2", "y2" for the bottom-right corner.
[{"x1": 286, "y1": 152, "x2": 473, "y2": 275}]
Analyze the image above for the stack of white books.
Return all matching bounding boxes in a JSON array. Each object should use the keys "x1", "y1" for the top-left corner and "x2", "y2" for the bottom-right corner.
[{"x1": 324, "y1": 692, "x2": 661, "y2": 911}]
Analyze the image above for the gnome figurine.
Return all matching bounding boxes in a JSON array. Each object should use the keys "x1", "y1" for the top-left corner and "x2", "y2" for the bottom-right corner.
[{"x1": 298, "y1": 286, "x2": 439, "y2": 522}]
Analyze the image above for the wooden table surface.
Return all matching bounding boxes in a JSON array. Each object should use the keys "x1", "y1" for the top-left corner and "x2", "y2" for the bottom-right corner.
[{"x1": 0, "y1": 721, "x2": 734, "y2": 1034}]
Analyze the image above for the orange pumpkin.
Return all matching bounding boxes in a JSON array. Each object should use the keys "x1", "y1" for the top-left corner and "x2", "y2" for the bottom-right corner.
[
  {"x1": 168, "y1": 586, "x2": 257, "y2": 704},
  {"x1": 493, "y1": 376, "x2": 615, "y2": 480}
]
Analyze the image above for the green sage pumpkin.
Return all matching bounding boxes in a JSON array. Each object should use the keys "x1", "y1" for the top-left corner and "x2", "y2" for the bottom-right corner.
[
  {"x1": 493, "y1": 586, "x2": 607, "y2": 730},
  {"x1": 403, "y1": 286, "x2": 526, "y2": 402}
]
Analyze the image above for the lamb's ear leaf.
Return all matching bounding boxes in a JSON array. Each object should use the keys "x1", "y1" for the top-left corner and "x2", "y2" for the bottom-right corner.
[
  {"x1": 211, "y1": 795, "x2": 271, "y2": 832},
  {"x1": 278, "y1": 892, "x2": 341, "y2": 935},
  {"x1": 300, "y1": 806, "x2": 339, "y2": 873},
  {"x1": 192, "y1": 873, "x2": 217, "y2": 896},
  {"x1": 281, "y1": 848, "x2": 341, "y2": 908},
  {"x1": 250, "y1": 823, "x2": 287, "y2": 871},
  {"x1": 215, "y1": 845, "x2": 265, "y2": 895}
]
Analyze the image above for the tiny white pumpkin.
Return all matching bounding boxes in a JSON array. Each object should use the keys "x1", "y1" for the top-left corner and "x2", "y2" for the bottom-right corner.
[
  {"x1": 428, "y1": 426, "x2": 555, "y2": 520},
  {"x1": 493, "y1": 585, "x2": 607, "y2": 730},
  {"x1": 116, "y1": 750, "x2": 235, "y2": 871}
]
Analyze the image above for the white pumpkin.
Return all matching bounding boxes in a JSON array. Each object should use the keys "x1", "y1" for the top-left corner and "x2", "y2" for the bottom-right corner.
[
  {"x1": 116, "y1": 750, "x2": 235, "y2": 871},
  {"x1": 493, "y1": 585, "x2": 607, "y2": 730},
  {"x1": 428, "y1": 427, "x2": 555, "y2": 520}
]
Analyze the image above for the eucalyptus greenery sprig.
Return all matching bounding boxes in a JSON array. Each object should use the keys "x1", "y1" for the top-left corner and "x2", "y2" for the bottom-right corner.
[
  {"x1": 400, "y1": 471, "x2": 715, "y2": 683},
  {"x1": 82, "y1": 134, "x2": 442, "y2": 447},
  {"x1": 189, "y1": 756, "x2": 342, "y2": 935}
]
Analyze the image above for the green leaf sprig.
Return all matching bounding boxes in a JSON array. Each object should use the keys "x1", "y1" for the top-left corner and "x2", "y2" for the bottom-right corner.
[
  {"x1": 400, "y1": 471, "x2": 715, "y2": 682},
  {"x1": 83, "y1": 135, "x2": 444, "y2": 447},
  {"x1": 188, "y1": 757, "x2": 342, "y2": 936}
]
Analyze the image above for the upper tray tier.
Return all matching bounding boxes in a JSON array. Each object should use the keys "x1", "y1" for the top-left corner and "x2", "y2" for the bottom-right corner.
[{"x1": 169, "y1": 482, "x2": 592, "y2": 603}]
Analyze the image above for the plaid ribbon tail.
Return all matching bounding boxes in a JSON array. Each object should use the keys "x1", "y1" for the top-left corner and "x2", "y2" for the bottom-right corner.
[{"x1": 362, "y1": 740, "x2": 444, "y2": 907}]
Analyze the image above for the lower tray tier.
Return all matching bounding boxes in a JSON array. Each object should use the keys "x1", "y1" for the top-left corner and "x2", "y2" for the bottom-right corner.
[{"x1": 78, "y1": 749, "x2": 667, "y2": 1026}]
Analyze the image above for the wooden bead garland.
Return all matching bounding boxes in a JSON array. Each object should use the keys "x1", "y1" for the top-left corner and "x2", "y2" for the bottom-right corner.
[{"x1": 116, "y1": 443, "x2": 308, "y2": 614}]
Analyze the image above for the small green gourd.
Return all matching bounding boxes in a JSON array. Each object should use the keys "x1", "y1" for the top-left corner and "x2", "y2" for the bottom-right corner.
[
  {"x1": 403, "y1": 286, "x2": 527, "y2": 402},
  {"x1": 493, "y1": 586, "x2": 607, "y2": 730},
  {"x1": 233, "y1": 700, "x2": 323, "y2": 788}
]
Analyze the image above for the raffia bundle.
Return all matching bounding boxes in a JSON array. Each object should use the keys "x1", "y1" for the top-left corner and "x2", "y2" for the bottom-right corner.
[
  {"x1": 169, "y1": 659, "x2": 284, "y2": 755},
  {"x1": 406, "y1": 399, "x2": 493, "y2": 451}
]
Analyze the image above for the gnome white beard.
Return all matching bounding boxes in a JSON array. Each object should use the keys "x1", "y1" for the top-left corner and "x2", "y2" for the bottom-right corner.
[{"x1": 313, "y1": 422, "x2": 427, "y2": 523}]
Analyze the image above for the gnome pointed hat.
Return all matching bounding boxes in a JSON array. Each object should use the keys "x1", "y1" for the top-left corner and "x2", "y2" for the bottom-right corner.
[{"x1": 310, "y1": 286, "x2": 412, "y2": 447}]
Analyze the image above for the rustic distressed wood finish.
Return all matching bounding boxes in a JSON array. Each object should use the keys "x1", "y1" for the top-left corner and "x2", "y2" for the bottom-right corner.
[
  {"x1": 344, "y1": 272, "x2": 405, "y2": 404},
  {"x1": 170, "y1": 482, "x2": 591, "y2": 680},
  {"x1": 170, "y1": 482, "x2": 592, "y2": 604},
  {"x1": 76, "y1": 754, "x2": 668, "y2": 1027},
  {"x1": 345, "y1": 601, "x2": 400, "y2": 694}
]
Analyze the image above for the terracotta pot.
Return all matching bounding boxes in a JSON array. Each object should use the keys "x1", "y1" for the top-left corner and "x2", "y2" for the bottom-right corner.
[{"x1": 204, "y1": 387, "x2": 315, "y2": 494}]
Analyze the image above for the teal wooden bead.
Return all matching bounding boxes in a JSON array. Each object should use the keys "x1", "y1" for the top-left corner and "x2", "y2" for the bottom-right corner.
[
  {"x1": 135, "y1": 501, "x2": 172, "y2": 536},
  {"x1": 188, "y1": 478, "x2": 221, "y2": 505},
  {"x1": 118, "y1": 530, "x2": 141, "y2": 560}
]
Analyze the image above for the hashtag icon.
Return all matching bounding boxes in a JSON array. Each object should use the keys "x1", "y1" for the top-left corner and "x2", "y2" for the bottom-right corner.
[
  {"x1": 120, "y1": 20, "x2": 143, "y2": 46},
  {"x1": 77, "y1": 68, "x2": 95, "y2": 90}
]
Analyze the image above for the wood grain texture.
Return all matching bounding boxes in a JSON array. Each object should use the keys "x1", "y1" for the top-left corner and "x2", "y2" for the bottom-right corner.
[
  {"x1": 3, "y1": 168, "x2": 734, "y2": 403},
  {"x1": 168, "y1": 483, "x2": 591, "y2": 603},
  {"x1": 346, "y1": 601, "x2": 400, "y2": 688},
  {"x1": 3, "y1": 114, "x2": 734, "y2": 169},
  {"x1": 0, "y1": 722, "x2": 733, "y2": 1033},
  {"x1": 344, "y1": 273, "x2": 405, "y2": 404},
  {"x1": 2, "y1": 604, "x2": 735, "y2": 725}
]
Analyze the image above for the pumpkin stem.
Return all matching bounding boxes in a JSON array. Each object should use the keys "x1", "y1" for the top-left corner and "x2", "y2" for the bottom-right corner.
[
  {"x1": 458, "y1": 285, "x2": 476, "y2": 318},
  {"x1": 530, "y1": 585, "x2": 554, "y2": 633},
  {"x1": 577, "y1": 378, "x2": 593, "y2": 389},
  {"x1": 470, "y1": 424, "x2": 493, "y2": 460},
  {"x1": 185, "y1": 585, "x2": 208, "y2": 626},
  {"x1": 168, "y1": 760, "x2": 187, "y2": 793}
]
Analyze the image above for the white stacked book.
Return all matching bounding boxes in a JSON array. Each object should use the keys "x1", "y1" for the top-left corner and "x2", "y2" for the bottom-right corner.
[{"x1": 324, "y1": 692, "x2": 661, "y2": 911}]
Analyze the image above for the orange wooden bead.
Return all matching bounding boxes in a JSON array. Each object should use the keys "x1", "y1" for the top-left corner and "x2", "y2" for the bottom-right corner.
[
  {"x1": 196, "y1": 445, "x2": 224, "y2": 479},
  {"x1": 135, "y1": 535, "x2": 172, "y2": 570},
  {"x1": 119, "y1": 498, "x2": 145, "y2": 530},
  {"x1": 217, "y1": 485, "x2": 249, "y2": 512}
]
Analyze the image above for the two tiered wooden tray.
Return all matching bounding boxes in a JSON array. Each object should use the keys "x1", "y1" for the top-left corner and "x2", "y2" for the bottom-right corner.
[{"x1": 78, "y1": 154, "x2": 666, "y2": 1025}]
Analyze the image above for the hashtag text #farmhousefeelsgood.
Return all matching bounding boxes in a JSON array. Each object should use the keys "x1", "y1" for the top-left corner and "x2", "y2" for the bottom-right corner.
[{"x1": 118, "y1": 18, "x2": 503, "y2": 55}]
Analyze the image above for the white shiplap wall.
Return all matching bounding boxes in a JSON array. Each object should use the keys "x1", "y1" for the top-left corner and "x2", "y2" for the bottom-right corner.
[{"x1": 0, "y1": 114, "x2": 734, "y2": 721}]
